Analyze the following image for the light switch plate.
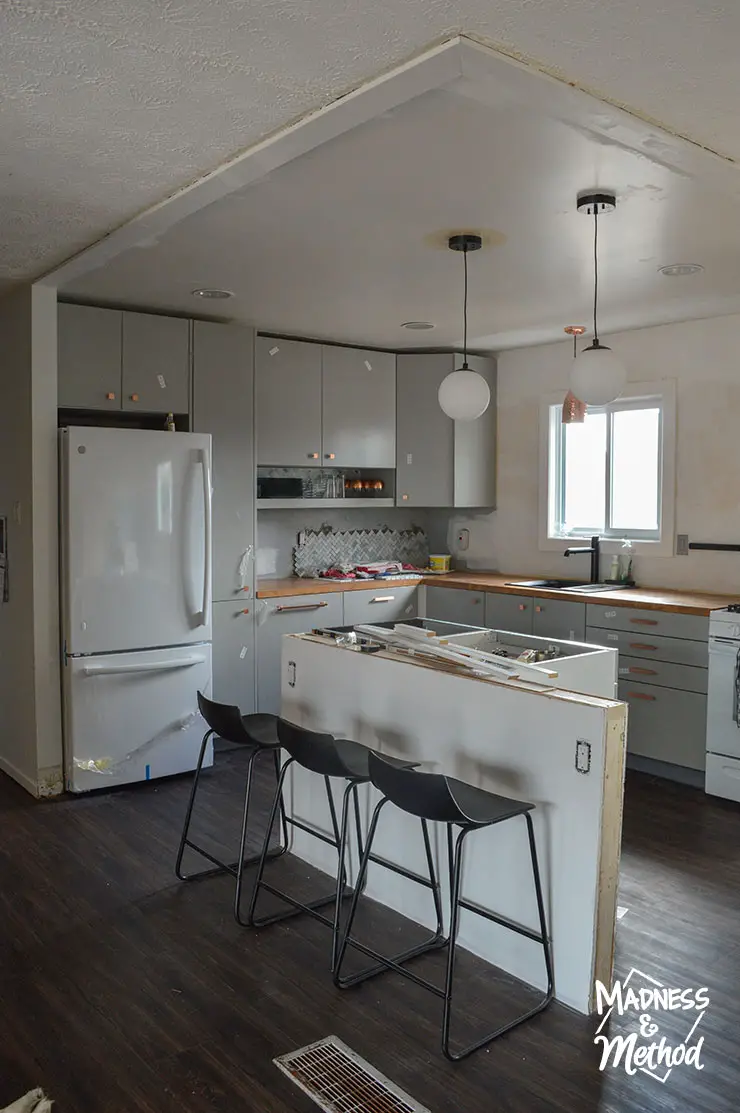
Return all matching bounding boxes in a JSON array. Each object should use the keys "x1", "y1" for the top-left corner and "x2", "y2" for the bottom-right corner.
[{"x1": 676, "y1": 533, "x2": 689, "y2": 556}]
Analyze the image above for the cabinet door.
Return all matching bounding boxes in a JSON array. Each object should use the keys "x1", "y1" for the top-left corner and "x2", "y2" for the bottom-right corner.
[
  {"x1": 193, "y1": 322, "x2": 255, "y2": 602},
  {"x1": 257, "y1": 593, "x2": 344, "y2": 714},
  {"x1": 343, "y1": 587, "x2": 417, "y2": 626},
  {"x1": 425, "y1": 587, "x2": 485, "y2": 627},
  {"x1": 321, "y1": 346, "x2": 396, "y2": 468},
  {"x1": 122, "y1": 312, "x2": 190, "y2": 412},
  {"x1": 255, "y1": 337, "x2": 322, "y2": 466},
  {"x1": 533, "y1": 598, "x2": 586, "y2": 642},
  {"x1": 212, "y1": 601, "x2": 255, "y2": 713},
  {"x1": 485, "y1": 592, "x2": 533, "y2": 634},
  {"x1": 58, "y1": 303, "x2": 122, "y2": 410},
  {"x1": 619, "y1": 683, "x2": 706, "y2": 770},
  {"x1": 396, "y1": 354, "x2": 453, "y2": 508},
  {"x1": 453, "y1": 355, "x2": 497, "y2": 508}
]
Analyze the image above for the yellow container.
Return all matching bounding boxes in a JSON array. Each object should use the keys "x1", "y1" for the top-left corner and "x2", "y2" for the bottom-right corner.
[{"x1": 429, "y1": 554, "x2": 451, "y2": 573}]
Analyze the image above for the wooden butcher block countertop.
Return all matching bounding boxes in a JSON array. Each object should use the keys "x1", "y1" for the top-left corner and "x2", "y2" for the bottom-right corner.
[{"x1": 257, "y1": 571, "x2": 739, "y2": 615}]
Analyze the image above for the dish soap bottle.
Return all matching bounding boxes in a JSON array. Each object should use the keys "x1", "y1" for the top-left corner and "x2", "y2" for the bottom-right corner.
[{"x1": 609, "y1": 555, "x2": 620, "y2": 582}]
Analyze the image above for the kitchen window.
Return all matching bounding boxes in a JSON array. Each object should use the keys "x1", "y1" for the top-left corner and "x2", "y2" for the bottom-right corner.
[{"x1": 540, "y1": 381, "x2": 676, "y2": 552}]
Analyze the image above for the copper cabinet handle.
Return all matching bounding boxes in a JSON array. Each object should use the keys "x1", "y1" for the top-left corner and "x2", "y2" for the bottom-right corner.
[
  {"x1": 627, "y1": 691, "x2": 656, "y2": 700},
  {"x1": 401, "y1": 494, "x2": 409, "y2": 501},
  {"x1": 274, "y1": 601, "x2": 329, "y2": 613},
  {"x1": 630, "y1": 642, "x2": 658, "y2": 650},
  {"x1": 241, "y1": 608, "x2": 250, "y2": 615},
  {"x1": 307, "y1": 453, "x2": 319, "y2": 459},
  {"x1": 106, "y1": 392, "x2": 116, "y2": 401},
  {"x1": 628, "y1": 666, "x2": 657, "y2": 675},
  {"x1": 130, "y1": 393, "x2": 140, "y2": 402},
  {"x1": 325, "y1": 453, "x2": 336, "y2": 460},
  {"x1": 630, "y1": 617, "x2": 658, "y2": 626},
  {"x1": 518, "y1": 603, "x2": 528, "y2": 611},
  {"x1": 535, "y1": 605, "x2": 543, "y2": 613}
]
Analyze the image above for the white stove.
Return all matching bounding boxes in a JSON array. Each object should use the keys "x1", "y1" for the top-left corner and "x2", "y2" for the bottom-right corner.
[{"x1": 706, "y1": 606, "x2": 740, "y2": 802}]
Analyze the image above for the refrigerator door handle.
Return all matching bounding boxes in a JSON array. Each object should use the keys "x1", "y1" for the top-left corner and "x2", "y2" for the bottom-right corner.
[
  {"x1": 81, "y1": 655, "x2": 207, "y2": 677},
  {"x1": 200, "y1": 446, "x2": 213, "y2": 628}
]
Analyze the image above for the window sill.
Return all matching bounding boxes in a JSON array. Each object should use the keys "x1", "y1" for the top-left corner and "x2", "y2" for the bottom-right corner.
[{"x1": 540, "y1": 536, "x2": 674, "y2": 558}]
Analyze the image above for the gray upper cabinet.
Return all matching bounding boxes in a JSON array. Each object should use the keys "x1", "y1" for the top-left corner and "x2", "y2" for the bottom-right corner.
[
  {"x1": 58, "y1": 303, "x2": 122, "y2": 410},
  {"x1": 192, "y1": 322, "x2": 255, "y2": 602},
  {"x1": 121, "y1": 312, "x2": 190, "y2": 413},
  {"x1": 396, "y1": 354, "x2": 454, "y2": 507},
  {"x1": 396, "y1": 353, "x2": 496, "y2": 508},
  {"x1": 321, "y1": 346, "x2": 396, "y2": 468},
  {"x1": 256, "y1": 337, "x2": 323, "y2": 466},
  {"x1": 533, "y1": 597, "x2": 586, "y2": 642}
]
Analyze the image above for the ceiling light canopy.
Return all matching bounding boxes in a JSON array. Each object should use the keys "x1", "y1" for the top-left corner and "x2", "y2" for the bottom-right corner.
[
  {"x1": 658, "y1": 263, "x2": 704, "y2": 277},
  {"x1": 438, "y1": 234, "x2": 491, "y2": 422},
  {"x1": 191, "y1": 287, "x2": 233, "y2": 299},
  {"x1": 570, "y1": 191, "x2": 627, "y2": 407}
]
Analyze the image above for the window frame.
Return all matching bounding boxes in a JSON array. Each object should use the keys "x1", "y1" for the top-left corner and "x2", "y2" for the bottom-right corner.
[{"x1": 538, "y1": 379, "x2": 676, "y2": 557}]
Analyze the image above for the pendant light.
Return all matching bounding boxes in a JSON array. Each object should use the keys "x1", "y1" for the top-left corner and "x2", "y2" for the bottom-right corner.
[
  {"x1": 438, "y1": 234, "x2": 491, "y2": 421},
  {"x1": 570, "y1": 192, "x2": 627, "y2": 407},
  {"x1": 562, "y1": 326, "x2": 587, "y2": 424}
]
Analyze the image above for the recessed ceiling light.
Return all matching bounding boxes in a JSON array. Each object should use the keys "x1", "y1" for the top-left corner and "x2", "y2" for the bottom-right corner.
[
  {"x1": 191, "y1": 288, "x2": 234, "y2": 299},
  {"x1": 401, "y1": 321, "x2": 435, "y2": 330},
  {"x1": 658, "y1": 264, "x2": 704, "y2": 277}
]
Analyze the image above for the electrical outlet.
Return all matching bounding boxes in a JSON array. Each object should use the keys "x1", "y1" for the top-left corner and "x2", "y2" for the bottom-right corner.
[
  {"x1": 676, "y1": 533, "x2": 689, "y2": 556},
  {"x1": 457, "y1": 528, "x2": 470, "y2": 551}
]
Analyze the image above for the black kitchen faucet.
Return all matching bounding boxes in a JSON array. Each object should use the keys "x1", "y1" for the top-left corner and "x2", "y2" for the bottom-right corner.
[{"x1": 564, "y1": 535, "x2": 601, "y2": 584}]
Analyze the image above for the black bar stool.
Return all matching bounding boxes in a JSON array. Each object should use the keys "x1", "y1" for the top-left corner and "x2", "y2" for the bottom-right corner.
[
  {"x1": 175, "y1": 692, "x2": 288, "y2": 924},
  {"x1": 334, "y1": 752, "x2": 554, "y2": 1061},
  {"x1": 246, "y1": 719, "x2": 438, "y2": 972}
]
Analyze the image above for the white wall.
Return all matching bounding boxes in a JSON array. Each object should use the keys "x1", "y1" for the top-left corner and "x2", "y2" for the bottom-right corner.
[
  {"x1": 0, "y1": 284, "x2": 61, "y2": 795},
  {"x1": 450, "y1": 313, "x2": 740, "y2": 595}
]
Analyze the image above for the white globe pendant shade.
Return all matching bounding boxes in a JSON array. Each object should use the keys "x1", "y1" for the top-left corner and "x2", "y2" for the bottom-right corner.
[
  {"x1": 438, "y1": 367, "x2": 491, "y2": 421},
  {"x1": 570, "y1": 342, "x2": 627, "y2": 407}
]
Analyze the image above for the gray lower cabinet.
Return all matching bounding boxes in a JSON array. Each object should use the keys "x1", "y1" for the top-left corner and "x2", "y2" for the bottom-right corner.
[
  {"x1": 257, "y1": 593, "x2": 344, "y2": 714},
  {"x1": 121, "y1": 311, "x2": 190, "y2": 413},
  {"x1": 533, "y1": 597, "x2": 586, "y2": 642},
  {"x1": 343, "y1": 586, "x2": 417, "y2": 626},
  {"x1": 193, "y1": 322, "x2": 255, "y2": 602},
  {"x1": 58, "y1": 303, "x2": 122, "y2": 410},
  {"x1": 396, "y1": 353, "x2": 496, "y2": 508},
  {"x1": 485, "y1": 592, "x2": 534, "y2": 634},
  {"x1": 618, "y1": 682, "x2": 706, "y2": 770},
  {"x1": 212, "y1": 601, "x2": 255, "y2": 713},
  {"x1": 425, "y1": 586, "x2": 485, "y2": 627},
  {"x1": 255, "y1": 337, "x2": 323, "y2": 466},
  {"x1": 321, "y1": 346, "x2": 396, "y2": 468}
]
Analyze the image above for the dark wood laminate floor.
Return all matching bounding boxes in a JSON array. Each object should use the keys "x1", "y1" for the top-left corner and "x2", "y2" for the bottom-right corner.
[{"x1": 0, "y1": 753, "x2": 738, "y2": 1113}]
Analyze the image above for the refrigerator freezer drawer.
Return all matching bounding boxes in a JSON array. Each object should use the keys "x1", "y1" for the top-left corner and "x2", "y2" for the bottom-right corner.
[{"x1": 64, "y1": 643, "x2": 213, "y2": 792}]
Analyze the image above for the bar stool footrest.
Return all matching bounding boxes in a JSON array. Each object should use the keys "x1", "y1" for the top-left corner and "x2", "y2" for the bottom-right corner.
[
  {"x1": 247, "y1": 880, "x2": 356, "y2": 929},
  {"x1": 457, "y1": 896, "x2": 548, "y2": 944},
  {"x1": 176, "y1": 838, "x2": 287, "y2": 882}
]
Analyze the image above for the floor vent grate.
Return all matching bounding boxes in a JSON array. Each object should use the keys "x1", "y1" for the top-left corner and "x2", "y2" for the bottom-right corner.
[{"x1": 274, "y1": 1035, "x2": 431, "y2": 1113}]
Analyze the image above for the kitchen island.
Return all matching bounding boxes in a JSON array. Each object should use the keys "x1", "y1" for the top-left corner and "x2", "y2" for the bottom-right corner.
[{"x1": 279, "y1": 629, "x2": 627, "y2": 1015}]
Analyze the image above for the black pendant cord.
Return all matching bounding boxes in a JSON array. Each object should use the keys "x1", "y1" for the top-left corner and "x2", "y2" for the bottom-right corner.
[
  {"x1": 462, "y1": 246, "x2": 469, "y2": 369},
  {"x1": 592, "y1": 208, "x2": 599, "y2": 344}
]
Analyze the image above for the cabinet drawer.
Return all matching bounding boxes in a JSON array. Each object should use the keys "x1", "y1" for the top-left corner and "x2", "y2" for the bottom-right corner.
[
  {"x1": 617, "y1": 655, "x2": 708, "y2": 694},
  {"x1": 343, "y1": 586, "x2": 417, "y2": 626},
  {"x1": 586, "y1": 626, "x2": 708, "y2": 668},
  {"x1": 706, "y1": 752, "x2": 740, "y2": 802},
  {"x1": 587, "y1": 603, "x2": 708, "y2": 642},
  {"x1": 618, "y1": 682, "x2": 706, "y2": 770},
  {"x1": 257, "y1": 593, "x2": 344, "y2": 714},
  {"x1": 484, "y1": 592, "x2": 533, "y2": 635},
  {"x1": 425, "y1": 587, "x2": 485, "y2": 627}
]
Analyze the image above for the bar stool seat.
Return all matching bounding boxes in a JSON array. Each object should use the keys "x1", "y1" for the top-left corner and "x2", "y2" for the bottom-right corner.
[
  {"x1": 175, "y1": 693, "x2": 288, "y2": 923},
  {"x1": 333, "y1": 752, "x2": 554, "y2": 1061},
  {"x1": 245, "y1": 720, "x2": 435, "y2": 971}
]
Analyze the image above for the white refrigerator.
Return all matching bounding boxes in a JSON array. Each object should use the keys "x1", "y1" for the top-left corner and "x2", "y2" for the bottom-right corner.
[{"x1": 60, "y1": 426, "x2": 214, "y2": 793}]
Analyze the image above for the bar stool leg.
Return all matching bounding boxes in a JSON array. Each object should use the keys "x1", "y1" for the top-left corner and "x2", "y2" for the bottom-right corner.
[
  {"x1": 525, "y1": 812, "x2": 555, "y2": 998},
  {"x1": 175, "y1": 729, "x2": 214, "y2": 880},
  {"x1": 242, "y1": 757, "x2": 294, "y2": 927},
  {"x1": 330, "y1": 780, "x2": 360, "y2": 972},
  {"x1": 441, "y1": 826, "x2": 469, "y2": 1059}
]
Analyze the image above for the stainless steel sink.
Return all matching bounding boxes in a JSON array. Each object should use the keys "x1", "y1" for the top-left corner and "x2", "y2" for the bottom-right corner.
[{"x1": 505, "y1": 579, "x2": 629, "y2": 593}]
